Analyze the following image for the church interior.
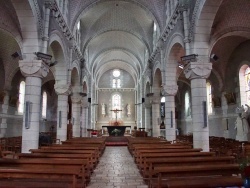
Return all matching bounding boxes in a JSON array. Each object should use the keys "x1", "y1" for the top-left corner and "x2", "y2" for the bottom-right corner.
[{"x1": 1, "y1": 0, "x2": 250, "y2": 187}]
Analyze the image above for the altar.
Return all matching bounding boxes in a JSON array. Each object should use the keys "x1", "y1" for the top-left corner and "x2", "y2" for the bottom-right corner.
[{"x1": 102, "y1": 126, "x2": 131, "y2": 136}]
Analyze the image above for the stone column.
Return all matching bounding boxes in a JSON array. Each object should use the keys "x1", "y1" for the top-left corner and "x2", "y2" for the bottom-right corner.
[
  {"x1": 151, "y1": 96, "x2": 161, "y2": 137},
  {"x1": 184, "y1": 62, "x2": 212, "y2": 151},
  {"x1": 19, "y1": 60, "x2": 49, "y2": 153},
  {"x1": 144, "y1": 104, "x2": 152, "y2": 136},
  {"x1": 0, "y1": 92, "x2": 10, "y2": 138},
  {"x1": 163, "y1": 85, "x2": 178, "y2": 142},
  {"x1": 71, "y1": 95, "x2": 81, "y2": 137},
  {"x1": 81, "y1": 99, "x2": 89, "y2": 137},
  {"x1": 54, "y1": 84, "x2": 71, "y2": 143}
]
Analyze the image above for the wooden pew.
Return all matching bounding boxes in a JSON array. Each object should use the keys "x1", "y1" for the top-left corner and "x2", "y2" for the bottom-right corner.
[
  {"x1": 0, "y1": 158, "x2": 90, "y2": 184},
  {"x1": 40, "y1": 145, "x2": 102, "y2": 157},
  {"x1": 17, "y1": 153, "x2": 95, "y2": 170},
  {"x1": 150, "y1": 163, "x2": 240, "y2": 188},
  {"x1": 150, "y1": 176, "x2": 243, "y2": 188},
  {"x1": 29, "y1": 149, "x2": 98, "y2": 166},
  {"x1": 142, "y1": 156, "x2": 235, "y2": 180},
  {"x1": 0, "y1": 166, "x2": 83, "y2": 188},
  {"x1": 0, "y1": 157, "x2": 91, "y2": 186},
  {"x1": 137, "y1": 152, "x2": 216, "y2": 170},
  {"x1": 134, "y1": 148, "x2": 202, "y2": 164},
  {"x1": 130, "y1": 144, "x2": 192, "y2": 156}
]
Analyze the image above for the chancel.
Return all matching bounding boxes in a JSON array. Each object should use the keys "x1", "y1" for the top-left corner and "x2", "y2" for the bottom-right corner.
[{"x1": 0, "y1": 0, "x2": 249, "y2": 187}]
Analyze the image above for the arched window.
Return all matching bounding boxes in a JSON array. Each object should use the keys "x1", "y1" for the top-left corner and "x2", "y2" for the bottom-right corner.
[
  {"x1": 42, "y1": 91, "x2": 47, "y2": 118},
  {"x1": 112, "y1": 69, "x2": 121, "y2": 88},
  {"x1": 112, "y1": 94, "x2": 121, "y2": 119},
  {"x1": 239, "y1": 64, "x2": 250, "y2": 106},
  {"x1": 18, "y1": 81, "x2": 25, "y2": 113},
  {"x1": 185, "y1": 92, "x2": 191, "y2": 117},
  {"x1": 206, "y1": 82, "x2": 212, "y2": 114},
  {"x1": 245, "y1": 67, "x2": 250, "y2": 105}
]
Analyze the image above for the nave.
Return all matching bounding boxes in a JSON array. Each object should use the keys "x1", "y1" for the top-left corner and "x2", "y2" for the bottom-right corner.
[{"x1": 87, "y1": 146, "x2": 147, "y2": 188}]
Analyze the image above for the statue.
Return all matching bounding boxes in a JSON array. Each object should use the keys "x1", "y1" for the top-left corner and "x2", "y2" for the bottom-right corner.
[
  {"x1": 101, "y1": 103, "x2": 106, "y2": 117},
  {"x1": 235, "y1": 104, "x2": 250, "y2": 141},
  {"x1": 127, "y1": 104, "x2": 131, "y2": 117}
]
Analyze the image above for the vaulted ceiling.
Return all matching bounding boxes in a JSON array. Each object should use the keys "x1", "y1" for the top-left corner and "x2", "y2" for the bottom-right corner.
[{"x1": 71, "y1": 0, "x2": 165, "y2": 84}]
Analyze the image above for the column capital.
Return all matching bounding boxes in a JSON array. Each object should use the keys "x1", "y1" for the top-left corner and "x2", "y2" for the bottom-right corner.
[
  {"x1": 19, "y1": 60, "x2": 49, "y2": 78},
  {"x1": 71, "y1": 95, "x2": 82, "y2": 103},
  {"x1": 162, "y1": 84, "x2": 178, "y2": 96},
  {"x1": 184, "y1": 62, "x2": 212, "y2": 80},
  {"x1": 54, "y1": 84, "x2": 71, "y2": 95},
  {"x1": 81, "y1": 99, "x2": 89, "y2": 108}
]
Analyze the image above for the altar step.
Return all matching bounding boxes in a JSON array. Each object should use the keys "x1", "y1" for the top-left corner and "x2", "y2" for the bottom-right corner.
[{"x1": 104, "y1": 136, "x2": 129, "y2": 146}]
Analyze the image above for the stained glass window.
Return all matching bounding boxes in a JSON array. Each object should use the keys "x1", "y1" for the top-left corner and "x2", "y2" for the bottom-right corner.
[
  {"x1": 18, "y1": 81, "x2": 25, "y2": 113},
  {"x1": 206, "y1": 82, "x2": 212, "y2": 114},
  {"x1": 245, "y1": 67, "x2": 250, "y2": 104},
  {"x1": 42, "y1": 91, "x2": 47, "y2": 118}
]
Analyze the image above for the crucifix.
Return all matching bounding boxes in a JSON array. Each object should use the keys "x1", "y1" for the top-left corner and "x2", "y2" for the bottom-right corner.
[{"x1": 110, "y1": 108, "x2": 122, "y2": 123}]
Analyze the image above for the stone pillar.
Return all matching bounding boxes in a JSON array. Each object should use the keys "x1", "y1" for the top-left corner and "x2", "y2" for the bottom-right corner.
[
  {"x1": 0, "y1": 92, "x2": 10, "y2": 138},
  {"x1": 19, "y1": 60, "x2": 49, "y2": 153},
  {"x1": 163, "y1": 85, "x2": 178, "y2": 142},
  {"x1": 71, "y1": 95, "x2": 81, "y2": 137},
  {"x1": 54, "y1": 84, "x2": 71, "y2": 143},
  {"x1": 81, "y1": 99, "x2": 89, "y2": 137},
  {"x1": 144, "y1": 104, "x2": 152, "y2": 136},
  {"x1": 151, "y1": 97, "x2": 161, "y2": 137},
  {"x1": 184, "y1": 62, "x2": 212, "y2": 151}
]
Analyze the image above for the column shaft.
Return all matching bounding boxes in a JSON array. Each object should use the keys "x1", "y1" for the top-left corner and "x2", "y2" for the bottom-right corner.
[
  {"x1": 22, "y1": 77, "x2": 42, "y2": 153},
  {"x1": 165, "y1": 95, "x2": 176, "y2": 141},
  {"x1": 191, "y1": 78, "x2": 209, "y2": 151},
  {"x1": 72, "y1": 102, "x2": 81, "y2": 137},
  {"x1": 152, "y1": 103, "x2": 160, "y2": 137},
  {"x1": 57, "y1": 94, "x2": 68, "y2": 142},
  {"x1": 0, "y1": 94, "x2": 9, "y2": 138},
  {"x1": 81, "y1": 107, "x2": 88, "y2": 137}
]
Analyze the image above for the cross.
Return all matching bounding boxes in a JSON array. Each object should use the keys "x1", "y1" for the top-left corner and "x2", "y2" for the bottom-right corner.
[{"x1": 110, "y1": 108, "x2": 122, "y2": 123}]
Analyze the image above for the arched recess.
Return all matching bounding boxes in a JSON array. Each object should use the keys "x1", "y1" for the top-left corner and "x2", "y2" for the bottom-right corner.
[
  {"x1": 11, "y1": 0, "x2": 42, "y2": 59},
  {"x1": 48, "y1": 40, "x2": 67, "y2": 84},
  {"x1": 71, "y1": 67, "x2": 80, "y2": 95},
  {"x1": 166, "y1": 42, "x2": 185, "y2": 85},
  {"x1": 152, "y1": 68, "x2": 162, "y2": 95},
  {"x1": 191, "y1": 0, "x2": 222, "y2": 57},
  {"x1": 0, "y1": 29, "x2": 22, "y2": 92}
]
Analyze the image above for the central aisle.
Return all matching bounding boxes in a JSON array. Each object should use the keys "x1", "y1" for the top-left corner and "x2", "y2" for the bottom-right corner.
[{"x1": 87, "y1": 146, "x2": 148, "y2": 188}]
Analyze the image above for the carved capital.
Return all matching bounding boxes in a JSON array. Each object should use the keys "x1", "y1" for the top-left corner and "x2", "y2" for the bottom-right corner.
[
  {"x1": 162, "y1": 85, "x2": 178, "y2": 96},
  {"x1": 54, "y1": 84, "x2": 71, "y2": 95},
  {"x1": 81, "y1": 99, "x2": 89, "y2": 108},
  {"x1": 19, "y1": 60, "x2": 49, "y2": 78},
  {"x1": 71, "y1": 95, "x2": 82, "y2": 103},
  {"x1": 184, "y1": 62, "x2": 212, "y2": 80}
]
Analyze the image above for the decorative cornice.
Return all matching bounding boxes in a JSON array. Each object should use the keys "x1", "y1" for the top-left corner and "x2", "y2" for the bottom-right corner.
[
  {"x1": 45, "y1": 0, "x2": 84, "y2": 64},
  {"x1": 33, "y1": 1, "x2": 44, "y2": 38},
  {"x1": 147, "y1": 2, "x2": 183, "y2": 65},
  {"x1": 188, "y1": 0, "x2": 202, "y2": 42}
]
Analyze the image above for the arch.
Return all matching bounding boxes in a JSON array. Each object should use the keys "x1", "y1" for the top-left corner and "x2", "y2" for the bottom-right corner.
[
  {"x1": 166, "y1": 40, "x2": 185, "y2": 84},
  {"x1": 71, "y1": 67, "x2": 80, "y2": 86},
  {"x1": 152, "y1": 68, "x2": 162, "y2": 93},
  {"x1": 12, "y1": 0, "x2": 42, "y2": 59},
  {"x1": 48, "y1": 40, "x2": 67, "y2": 84},
  {"x1": 191, "y1": 0, "x2": 222, "y2": 57}
]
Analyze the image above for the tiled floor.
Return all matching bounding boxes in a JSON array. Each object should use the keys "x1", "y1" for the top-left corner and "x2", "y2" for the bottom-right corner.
[{"x1": 87, "y1": 146, "x2": 148, "y2": 188}]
